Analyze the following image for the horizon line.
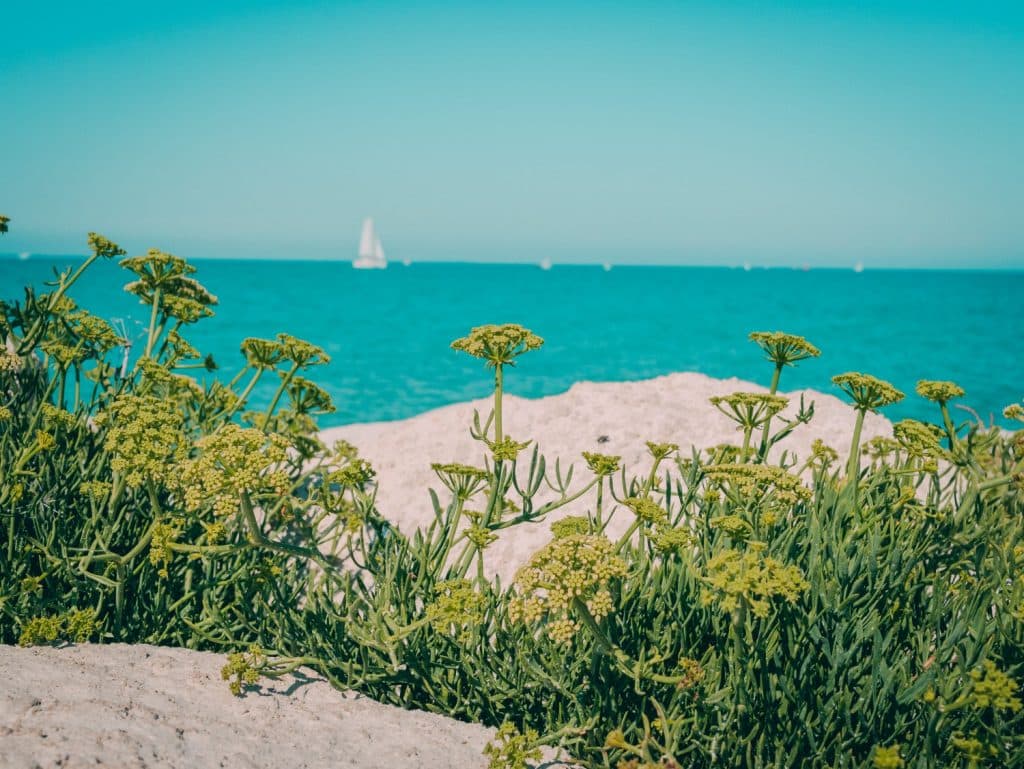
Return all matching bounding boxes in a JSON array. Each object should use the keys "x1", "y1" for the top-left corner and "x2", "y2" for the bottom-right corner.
[{"x1": 2, "y1": 253, "x2": 1023, "y2": 274}]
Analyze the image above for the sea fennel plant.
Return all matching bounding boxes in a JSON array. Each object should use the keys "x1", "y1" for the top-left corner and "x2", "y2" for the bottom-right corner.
[{"x1": 3, "y1": 230, "x2": 1023, "y2": 768}]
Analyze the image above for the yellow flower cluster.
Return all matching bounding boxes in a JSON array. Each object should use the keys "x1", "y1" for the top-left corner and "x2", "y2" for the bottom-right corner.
[
  {"x1": 892, "y1": 419, "x2": 946, "y2": 471},
  {"x1": 872, "y1": 744, "x2": 904, "y2": 769},
  {"x1": 702, "y1": 463, "x2": 811, "y2": 506},
  {"x1": 509, "y1": 533, "x2": 627, "y2": 644},
  {"x1": 949, "y1": 733, "x2": 994, "y2": 764},
  {"x1": 40, "y1": 405, "x2": 74, "y2": 430},
  {"x1": 432, "y1": 462, "x2": 490, "y2": 499},
  {"x1": 482, "y1": 723, "x2": 542, "y2": 769},
  {"x1": 1004, "y1": 402, "x2": 1024, "y2": 422},
  {"x1": 748, "y1": 331, "x2": 821, "y2": 366},
  {"x1": 69, "y1": 309, "x2": 121, "y2": 351},
  {"x1": 283, "y1": 373, "x2": 335, "y2": 414},
  {"x1": 915, "y1": 380, "x2": 965, "y2": 403},
  {"x1": 832, "y1": 372, "x2": 905, "y2": 412},
  {"x1": 121, "y1": 249, "x2": 217, "y2": 323},
  {"x1": 86, "y1": 232, "x2": 126, "y2": 259},
  {"x1": 17, "y1": 608, "x2": 97, "y2": 647},
  {"x1": 710, "y1": 392, "x2": 789, "y2": 429},
  {"x1": 278, "y1": 333, "x2": 330, "y2": 367},
  {"x1": 583, "y1": 451, "x2": 621, "y2": 476},
  {"x1": 623, "y1": 496, "x2": 669, "y2": 525},
  {"x1": 653, "y1": 526, "x2": 693, "y2": 554},
  {"x1": 0, "y1": 406, "x2": 11, "y2": 421},
  {"x1": 711, "y1": 514, "x2": 752, "y2": 538},
  {"x1": 221, "y1": 645, "x2": 266, "y2": 696},
  {"x1": 177, "y1": 424, "x2": 290, "y2": 515},
  {"x1": 551, "y1": 516, "x2": 591, "y2": 539},
  {"x1": 467, "y1": 524, "x2": 498, "y2": 549},
  {"x1": 100, "y1": 394, "x2": 187, "y2": 488},
  {"x1": 426, "y1": 579, "x2": 487, "y2": 643},
  {"x1": 969, "y1": 660, "x2": 1022, "y2": 712},
  {"x1": 40, "y1": 340, "x2": 84, "y2": 366},
  {"x1": 328, "y1": 457, "x2": 375, "y2": 488},
  {"x1": 645, "y1": 441, "x2": 679, "y2": 460},
  {"x1": 676, "y1": 657, "x2": 705, "y2": 690},
  {"x1": 701, "y1": 546, "x2": 809, "y2": 618},
  {"x1": 810, "y1": 439, "x2": 839, "y2": 467},
  {"x1": 450, "y1": 323, "x2": 543, "y2": 367},
  {"x1": 79, "y1": 480, "x2": 111, "y2": 502},
  {"x1": 863, "y1": 436, "x2": 900, "y2": 460},
  {"x1": 150, "y1": 519, "x2": 183, "y2": 578},
  {"x1": 489, "y1": 436, "x2": 531, "y2": 462},
  {"x1": 241, "y1": 337, "x2": 286, "y2": 369}
]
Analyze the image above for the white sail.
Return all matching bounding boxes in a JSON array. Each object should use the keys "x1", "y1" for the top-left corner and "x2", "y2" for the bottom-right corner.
[
  {"x1": 358, "y1": 218, "x2": 376, "y2": 259},
  {"x1": 354, "y1": 217, "x2": 387, "y2": 269}
]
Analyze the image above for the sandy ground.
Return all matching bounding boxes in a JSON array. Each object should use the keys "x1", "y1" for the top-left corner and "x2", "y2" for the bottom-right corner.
[
  {"x1": 322, "y1": 372, "x2": 892, "y2": 582},
  {"x1": 2, "y1": 373, "x2": 893, "y2": 769},
  {"x1": 0, "y1": 643, "x2": 529, "y2": 769}
]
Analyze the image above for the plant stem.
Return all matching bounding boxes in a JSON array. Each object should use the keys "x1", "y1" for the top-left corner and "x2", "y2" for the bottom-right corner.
[
  {"x1": 757, "y1": 363, "x2": 784, "y2": 458},
  {"x1": 263, "y1": 362, "x2": 300, "y2": 426},
  {"x1": 143, "y1": 289, "x2": 162, "y2": 359},
  {"x1": 494, "y1": 363, "x2": 504, "y2": 443},
  {"x1": 846, "y1": 408, "x2": 866, "y2": 505}
]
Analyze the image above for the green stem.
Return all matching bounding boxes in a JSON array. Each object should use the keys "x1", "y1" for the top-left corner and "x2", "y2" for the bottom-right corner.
[
  {"x1": 143, "y1": 289, "x2": 162, "y2": 359},
  {"x1": 239, "y1": 491, "x2": 335, "y2": 571},
  {"x1": 494, "y1": 363, "x2": 504, "y2": 443},
  {"x1": 223, "y1": 368, "x2": 263, "y2": 421},
  {"x1": 757, "y1": 363, "x2": 784, "y2": 458},
  {"x1": 263, "y1": 362, "x2": 300, "y2": 425},
  {"x1": 846, "y1": 408, "x2": 866, "y2": 481},
  {"x1": 845, "y1": 407, "x2": 867, "y2": 508}
]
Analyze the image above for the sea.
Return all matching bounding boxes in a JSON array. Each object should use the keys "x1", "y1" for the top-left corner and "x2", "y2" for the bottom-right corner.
[{"x1": 2, "y1": 256, "x2": 1022, "y2": 430}]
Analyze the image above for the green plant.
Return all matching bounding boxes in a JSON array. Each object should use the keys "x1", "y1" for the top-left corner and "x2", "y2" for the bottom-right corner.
[{"x1": 2, "y1": 233, "x2": 1023, "y2": 768}]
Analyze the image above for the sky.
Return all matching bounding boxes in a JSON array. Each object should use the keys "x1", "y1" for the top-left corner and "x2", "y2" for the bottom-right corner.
[{"x1": 1, "y1": 1, "x2": 1022, "y2": 268}]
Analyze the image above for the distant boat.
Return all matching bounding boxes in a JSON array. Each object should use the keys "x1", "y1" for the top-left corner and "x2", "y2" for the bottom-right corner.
[
  {"x1": 853, "y1": 261, "x2": 864, "y2": 273},
  {"x1": 743, "y1": 261, "x2": 752, "y2": 272},
  {"x1": 401, "y1": 258, "x2": 412, "y2": 267},
  {"x1": 353, "y1": 218, "x2": 387, "y2": 269},
  {"x1": 539, "y1": 257, "x2": 552, "y2": 271},
  {"x1": 602, "y1": 262, "x2": 612, "y2": 272},
  {"x1": 17, "y1": 252, "x2": 30, "y2": 261}
]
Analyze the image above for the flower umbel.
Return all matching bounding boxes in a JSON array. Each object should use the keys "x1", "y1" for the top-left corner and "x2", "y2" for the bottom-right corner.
[
  {"x1": 748, "y1": 331, "x2": 820, "y2": 367},
  {"x1": 833, "y1": 372, "x2": 905, "y2": 412},
  {"x1": 509, "y1": 533, "x2": 627, "y2": 643},
  {"x1": 451, "y1": 324, "x2": 543, "y2": 368},
  {"x1": 702, "y1": 546, "x2": 809, "y2": 618},
  {"x1": 915, "y1": 380, "x2": 965, "y2": 404}
]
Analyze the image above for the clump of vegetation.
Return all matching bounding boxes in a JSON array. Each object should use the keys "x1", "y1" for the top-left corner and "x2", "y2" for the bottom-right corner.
[{"x1": 2, "y1": 222, "x2": 1022, "y2": 768}]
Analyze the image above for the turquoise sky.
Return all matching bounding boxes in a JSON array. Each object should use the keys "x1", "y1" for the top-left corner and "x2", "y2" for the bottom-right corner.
[{"x1": 1, "y1": 1, "x2": 1022, "y2": 268}]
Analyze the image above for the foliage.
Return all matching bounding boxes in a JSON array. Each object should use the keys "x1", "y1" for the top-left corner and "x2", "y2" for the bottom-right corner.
[{"x1": 2, "y1": 227, "x2": 1023, "y2": 768}]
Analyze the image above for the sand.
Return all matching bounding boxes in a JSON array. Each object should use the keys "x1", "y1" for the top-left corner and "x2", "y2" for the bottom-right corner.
[
  {"x1": 0, "y1": 643, "x2": 514, "y2": 769},
  {"x1": 2, "y1": 373, "x2": 893, "y2": 769}
]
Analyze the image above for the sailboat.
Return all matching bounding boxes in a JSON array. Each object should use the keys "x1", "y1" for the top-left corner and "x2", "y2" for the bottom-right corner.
[
  {"x1": 539, "y1": 257, "x2": 552, "y2": 271},
  {"x1": 853, "y1": 261, "x2": 864, "y2": 273},
  {"x1": 353, "y1": 218, "x2": 387, "y2": 269}
]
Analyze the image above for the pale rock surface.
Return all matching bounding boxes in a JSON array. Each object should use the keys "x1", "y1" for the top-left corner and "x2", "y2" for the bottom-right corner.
[{"x1": 0, "y1": 643, "x2": 574, "y2": 769}]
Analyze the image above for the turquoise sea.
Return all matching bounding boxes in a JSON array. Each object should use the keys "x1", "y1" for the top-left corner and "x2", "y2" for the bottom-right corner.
[{"x1": 2, "y1": 256, "x2": 1022, "y2": 429}]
